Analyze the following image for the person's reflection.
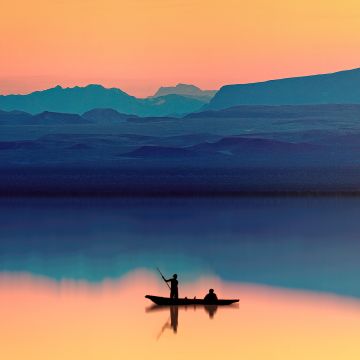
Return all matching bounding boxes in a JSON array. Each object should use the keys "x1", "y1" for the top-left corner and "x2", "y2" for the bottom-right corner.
[
  {"x1": 204, "y1": 305, "x2": 218, "y2": 319},
  {"x1": 170, "y1": 306, "x2": 178, "y2": 332},
  {"x1": 158, "y1": 306, "x2": 179, "y2": 338}
]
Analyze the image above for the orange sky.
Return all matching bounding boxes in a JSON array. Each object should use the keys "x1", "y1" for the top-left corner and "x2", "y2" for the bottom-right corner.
[{"x1": 1, "y1": 0, "x2": 360, "y2": 97}]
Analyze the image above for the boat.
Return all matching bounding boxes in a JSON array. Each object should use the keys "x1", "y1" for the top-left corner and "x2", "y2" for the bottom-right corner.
[{"x1": 145, "y1": 295, "x2": 239, "y2": 306}]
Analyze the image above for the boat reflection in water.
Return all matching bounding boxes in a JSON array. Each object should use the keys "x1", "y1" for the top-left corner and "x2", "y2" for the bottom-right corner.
[
  {"x1": 204, "y1": 304, "x2": 218, "y2": 318},
  {"x1": 146, "y1": 303, "x2": 237, "y2": 338}
]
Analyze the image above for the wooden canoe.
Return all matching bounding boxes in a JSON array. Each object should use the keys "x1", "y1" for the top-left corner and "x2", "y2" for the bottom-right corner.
[{"x1": 145, "y1": 295, "x2": 239, "y2": 306}]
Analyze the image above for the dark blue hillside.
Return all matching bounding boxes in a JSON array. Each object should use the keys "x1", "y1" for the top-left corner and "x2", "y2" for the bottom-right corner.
[
  {"x1": 120, "y1": 146, "x2": 197, "y2": 158},
  {"x1": 191, "y1": 136, "x2": 319, "y2": 155}
]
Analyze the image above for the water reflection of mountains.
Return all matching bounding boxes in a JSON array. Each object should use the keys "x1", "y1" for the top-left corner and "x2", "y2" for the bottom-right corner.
[{"x1": 2, "y1": 197, "x2": 360, "y2": 298}]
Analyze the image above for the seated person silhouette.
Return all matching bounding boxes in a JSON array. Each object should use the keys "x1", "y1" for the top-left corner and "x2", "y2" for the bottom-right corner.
[
  {"x1": 163, "y1": 274, "x2": 178, "y2": 299},
  {"x1": 204, "y1": 288, "x2": 218, "y2": 303}
]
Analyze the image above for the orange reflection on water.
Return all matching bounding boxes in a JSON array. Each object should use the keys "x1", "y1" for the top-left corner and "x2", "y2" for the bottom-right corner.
[{"x1": 0, "y1": 271, "x2": 360, "y2": 360}]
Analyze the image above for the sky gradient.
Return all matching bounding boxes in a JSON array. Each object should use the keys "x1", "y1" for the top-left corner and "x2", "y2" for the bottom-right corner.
[{"x1": 1, "y1": 0, "x2": 360, "y2": 97}]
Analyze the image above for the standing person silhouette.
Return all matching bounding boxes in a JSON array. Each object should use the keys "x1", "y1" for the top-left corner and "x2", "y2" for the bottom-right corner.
[{"x1": 163, "y1": 274, "x2": 178, "y2": 299}]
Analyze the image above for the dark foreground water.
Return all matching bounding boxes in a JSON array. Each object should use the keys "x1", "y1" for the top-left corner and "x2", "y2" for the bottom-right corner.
[{"x1": 0, "y1": 197, "x2": 360, "y2": 359}]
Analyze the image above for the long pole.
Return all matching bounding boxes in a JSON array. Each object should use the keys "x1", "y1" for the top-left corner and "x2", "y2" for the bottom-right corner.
[{"x1": 157, "y1": 267, "x2": 171, "y2": 290}]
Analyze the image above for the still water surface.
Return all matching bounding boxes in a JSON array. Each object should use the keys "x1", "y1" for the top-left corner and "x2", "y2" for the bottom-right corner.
[{"x1": 1, "y1": 197, "x2": 360, "y2": 359}]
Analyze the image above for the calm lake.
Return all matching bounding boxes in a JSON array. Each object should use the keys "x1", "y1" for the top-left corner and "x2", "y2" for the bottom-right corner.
[{"x1": 1, "y1": 197, "x2": 360, "y2": 359}]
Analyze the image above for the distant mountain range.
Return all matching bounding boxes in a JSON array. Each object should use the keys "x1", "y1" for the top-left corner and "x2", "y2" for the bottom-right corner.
[
  {"x1": 0, "y1": 84, "x2": 206, "y2": 117},
  {"x1": 207, "y1": 67, "x2": 360, "y2": 110},
  {"x1": 153, "y1": 83, "x2": 217, "y2": 102},
  {"x1": 3, "y1": 68, "x2": 360, "y2": 117}
]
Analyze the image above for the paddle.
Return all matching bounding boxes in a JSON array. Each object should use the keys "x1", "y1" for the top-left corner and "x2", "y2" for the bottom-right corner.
[{"x1": 156, "y1": 267, "x2": 171, "y2": 290}]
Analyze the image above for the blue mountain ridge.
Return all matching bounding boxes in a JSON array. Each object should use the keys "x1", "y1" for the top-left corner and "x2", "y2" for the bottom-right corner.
[
  {"x1": 0, "y1": 84, "x2": 206, "y2": 117},
  {"x1": 207, "y1": 67, "x2": 360, "y2": 110}
]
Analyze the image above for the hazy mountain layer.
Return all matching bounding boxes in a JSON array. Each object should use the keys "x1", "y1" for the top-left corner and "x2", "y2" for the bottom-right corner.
[{"x1": 153, "y1": 83, "x2": 216, "y2": 102}]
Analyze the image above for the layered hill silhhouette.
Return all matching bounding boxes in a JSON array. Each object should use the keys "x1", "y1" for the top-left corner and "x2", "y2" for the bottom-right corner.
[{"x1": 1, "y1": 103, "x2": 360, "y2": 194}]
